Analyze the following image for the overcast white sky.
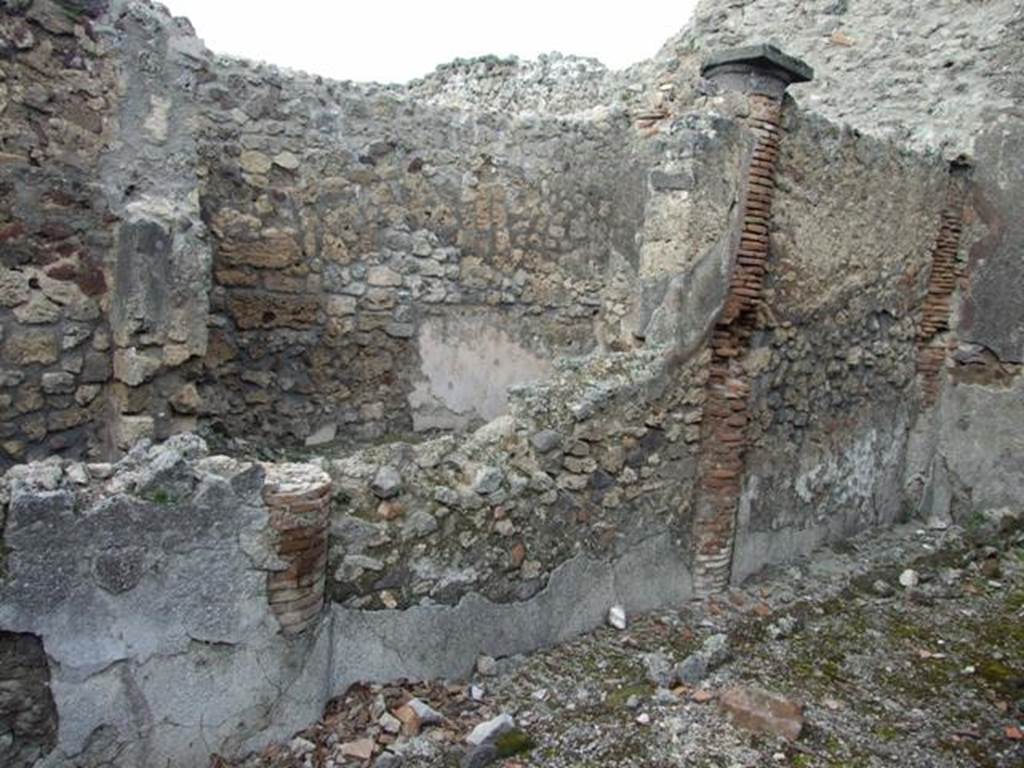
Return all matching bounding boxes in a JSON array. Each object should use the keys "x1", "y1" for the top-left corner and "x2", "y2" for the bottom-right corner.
[{"x1": 160, "y1": 0, "x2": 698, "y2": 83}]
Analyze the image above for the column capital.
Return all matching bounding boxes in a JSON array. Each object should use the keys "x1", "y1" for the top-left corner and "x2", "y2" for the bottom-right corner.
[{"x1": 701, "y1": 44, "x2": 814, "y2": 99}]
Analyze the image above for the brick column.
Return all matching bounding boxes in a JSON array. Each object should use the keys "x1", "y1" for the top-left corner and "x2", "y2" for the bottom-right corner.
[
  {"x1": 263, "y1": 463, "x2": 332, "y2": 634},
  {"x1": 692, "y1": 46, "x2": 813, "y2": 597},
  {"x1": 916, "y1": 161, "x2": 970, "y2": 405}
]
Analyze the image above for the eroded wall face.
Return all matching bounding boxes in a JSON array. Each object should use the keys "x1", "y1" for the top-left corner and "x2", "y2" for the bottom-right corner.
[
  {"x1": 194, "y1": 61, "x2": 649, "y2": 446},
  {"x1": 0, "y1": 631, "x2": 57, "y2": 768},
  {"x1": 0, "y1": 2, "x2": 117, "y2": 469}
]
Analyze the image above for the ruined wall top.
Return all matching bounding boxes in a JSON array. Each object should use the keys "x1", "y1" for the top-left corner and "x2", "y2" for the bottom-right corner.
[{"x1": 663, "y1": 0, "x2": 1024, "y2": 157}]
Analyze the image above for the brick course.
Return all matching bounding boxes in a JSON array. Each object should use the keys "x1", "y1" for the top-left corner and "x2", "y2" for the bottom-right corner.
[{"x1": 916, "y1": 169, "x2": 968, "y2": 405}]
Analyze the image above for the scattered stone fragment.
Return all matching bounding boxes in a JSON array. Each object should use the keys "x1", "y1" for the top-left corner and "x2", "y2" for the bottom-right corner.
[
  {"x1": 675, "y1": 653, "x2": 708, "y2": 685},
  {"x1": 607, "y1": 604, "x2": 627, "y2": 630},
  {"x1": 654, "y1": 687, "x2": 679, "y2": 705},
  {"x1": 899, "y1": 569, "x2": 920, "y2": 588},
  {"x1": 636, "y1": 712, "x2": 651, "y2": 725},
  {"x1": 466, "y1": 713, "x2": 515, "y2": 746},
  {"x1": 289, "y1": 736, "x2": 315, "y2": 755},
  {"x1": 371, "y1": 465, "x2": 403, "y2": 499},
  {"x1": 472, "y1": 465, "x2": 503, "y2": 495},
  {"x1": 394, "y1": 703, "x2": 422, "y2": 736},
  {"x1": 339, "y1": 737, "x2": 375, "y2": 760},
  {"x1": 379, "y1": 711, "x2": 401, "y2": 734},
  {"x1": 476, "y1": 654, "x2": 498, "y2": 677},
  {"x1": 408, "y1": 698, "x2": 444, "y2": 726},
  {"x1": 642, "y1": 652, "x2": 675, "y2": 687},
  {"x1": 719, "y1": 686, "x2": 804, "y2": 742},
  {"x1": 675, "y1": 633, "x2": 731, "y2": 683},
  {"x1": 767, "y1": 615, "x2": 799, "y2": 639}
]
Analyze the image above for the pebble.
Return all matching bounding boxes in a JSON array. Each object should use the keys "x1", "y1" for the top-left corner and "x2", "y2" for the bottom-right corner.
[
  {"x1": 719, "y1": 686, "x2": 804, "y2": 742},
  {"x1": 675, "y1": 633, "x2": 731, "y2": 684},
  {"x1": 899, "y1": 568, "x2": 920, "y2": 588},
  {"x1": 466, "y1": 713, "x2": 515, "y2": 746},
  {"x1": 472, "y1": 465, "x2": 504, "y2": 495},
  {"x1": 642, "y1": 651, "x2": 675, "y2": 687},
  {"x1": 608, "y1": 604, "x2": 627, "y2": 630},
  {"x1": 872, "y1": 578, "x2": 896, "y2": 597},
  {"x1": 767, "y1": 615, "x2": 799, "y2": 639},
  {"x1": 408, "y1": 698, "x2": 444, "y2": 725},
  {"x1": 636, "y1": 712, "x2": 651, "y2": 725},
  {"x1": 289, "y1": 736, "x2": 316, "y2": 755},
  {"x1": 339, "y1": 737, "x2": 375, "y2": 760},
  {"x1": 371, "y1": 465, "x2": 403, "y2": 499},
  {"x1": 379, "y1": 712, "x2": 402, "y2": 734},
  {"x1": 476, "y1": 654, "x2": 497, "y2": 677}
]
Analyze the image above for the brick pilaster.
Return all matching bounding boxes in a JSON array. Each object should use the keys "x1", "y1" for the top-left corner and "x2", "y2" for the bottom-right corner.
[
  {"x1": 263, "y1": 464, "x2": 332, "y2": 634},
  {"x1": 692, "y1": 95, "x2": 784, "y2": 596},
  {"x1": 916, "y1": 165, "x2": 969, "y2": 405}
]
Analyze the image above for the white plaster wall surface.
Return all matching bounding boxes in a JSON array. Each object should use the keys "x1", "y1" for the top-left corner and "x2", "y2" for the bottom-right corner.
[{"x1": 409, "y1": 315, "x2": 555, "y2": 431}]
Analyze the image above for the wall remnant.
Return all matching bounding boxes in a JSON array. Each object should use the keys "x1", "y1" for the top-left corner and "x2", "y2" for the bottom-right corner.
[{"x1": 0, "y1": 631, "x2": 58, "y2": 768}]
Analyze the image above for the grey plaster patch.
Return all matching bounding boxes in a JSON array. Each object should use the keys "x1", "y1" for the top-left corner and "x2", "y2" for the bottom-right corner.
[
  {"x1": 0, "y1": 452, "x2": 331, "y2": 767},
  {"x1": 733, "y1": 414, "x2": 909, "y2": 585},
  {"x1": 912, "y1": 377, "x2": 1024, "y2": 518},
  {"x1": 329, "y1": 533, "x2": 692, "y2": 687},
  {"x1": 960, "y1": 121, "x2": 1024, "y2": 363}
]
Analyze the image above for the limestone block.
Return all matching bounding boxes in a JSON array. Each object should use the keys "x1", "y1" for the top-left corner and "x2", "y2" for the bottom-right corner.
[
  {"x1": 3, "y1": 330, "x2": 59, "y2": 365},
  {"x1": 113, "y1": 347, "x2": 162, "y2": 386}
]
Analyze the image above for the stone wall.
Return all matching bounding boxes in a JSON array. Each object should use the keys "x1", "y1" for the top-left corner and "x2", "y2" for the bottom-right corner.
[
  {"x1": 2, "y1": 0, "x2": 1023, "y2": 765},
  {"x1": 649, "y1": 0, "x2": 1024, "y2": 534},
  {"x1": 732, "y1": 108, "x2": 949, "y2": 579},
  {"x1": 0, "y1": 0, "x2": 213, "y2": 469},
  {"x1": 0, "y1": 1, "x2": 118, "y2": 468},
  {"x1": 193, "y1": 57, "x2": 651, "y2": 446}
]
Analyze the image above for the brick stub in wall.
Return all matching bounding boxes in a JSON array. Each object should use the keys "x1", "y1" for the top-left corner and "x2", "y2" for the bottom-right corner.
[
  {"x1": 916, "y1": 165, "x2": 970, "y2": 406},
  {"x1": 262, "y1": 463, "x2": 332, "y2": 634}
]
